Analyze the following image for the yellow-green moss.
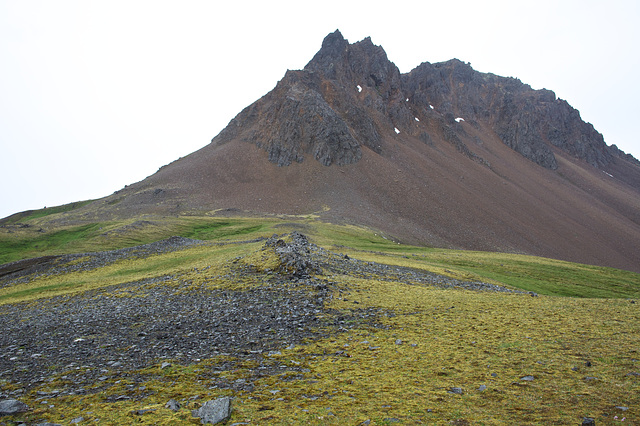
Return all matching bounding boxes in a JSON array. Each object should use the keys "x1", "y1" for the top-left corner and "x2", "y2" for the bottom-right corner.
[{"x1": 2, "y1": 228, "x2": 640, "y2": 424}]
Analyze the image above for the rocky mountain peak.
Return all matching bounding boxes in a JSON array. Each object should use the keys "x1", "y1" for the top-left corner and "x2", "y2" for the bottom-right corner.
[
  {"x1": 212, "y1": 30, "x2": 633, "y2": 171},
  {"x1": 304, "y1": 30, "x2": 349, "y2": 78},
  {"x1": 305, "y1": 31, "x2": 401, "y2": 94}
]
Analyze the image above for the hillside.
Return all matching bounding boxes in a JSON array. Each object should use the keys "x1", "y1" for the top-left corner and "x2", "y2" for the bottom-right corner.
[{"x1": 26, "y1": 30, "x2": 639, "y2": 273}]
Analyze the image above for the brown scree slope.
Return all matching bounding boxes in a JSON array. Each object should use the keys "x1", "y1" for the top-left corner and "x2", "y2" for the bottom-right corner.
[{"x1": 86, "y1": 30, "x2": 640, "y2": 273}]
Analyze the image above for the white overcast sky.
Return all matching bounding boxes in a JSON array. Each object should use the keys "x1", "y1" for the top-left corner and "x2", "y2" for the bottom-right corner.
[{"x1": 1, "y1": 0, "x2": 639, "y2": 219}]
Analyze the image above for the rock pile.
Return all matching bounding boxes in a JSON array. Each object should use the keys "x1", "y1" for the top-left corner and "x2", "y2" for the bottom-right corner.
[
  {"x1": 265, "y1": 232, "x2": 323, "y2": 278},
  {"x1": 191, "y1": 397, "x2": 232, "y2": 425}
]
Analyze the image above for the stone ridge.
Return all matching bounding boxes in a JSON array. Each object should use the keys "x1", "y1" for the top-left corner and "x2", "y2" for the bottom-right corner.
[
  {"x1": 212, "y1": 30, "x2": 632, "y2": 169},
  {"x1": 0, "y1": 233, "x2": 521, "y2": 395}
]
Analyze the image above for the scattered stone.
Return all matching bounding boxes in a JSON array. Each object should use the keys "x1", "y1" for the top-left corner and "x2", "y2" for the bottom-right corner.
[
  {"x1": 33, "y1": 423, "x2": 63, "y2": 426},
  {"x1": 448, "y1": 387, "x2": 463, "y2": 394},
  {"x1": 0, "y1": 231, "x2": 531, "y2": 401},
  {"x1": 478, "y1": 385, "x2": 487, "y2": 392},
  {"x1": 520, "y1": 376, "x2": 535, "y2": 381},
  {"x1": 161, "y1": 362, "x2": 172, "y2": 369},
  {"x1": 165, "y1": 399, "x2": 181, "y2": 411},
  {"x1": 131, "y1": 408, "x2": 156, "y2": 415},
  {"x1": 69, "y1": 417, "x2": 84, "y2": 424},
  {"x1": 584, "y1": 377, "x2": 598, "y2": 381},
  {"x1": 0, "y1": 399, "x2": 30, "y2": 416},
  {"x1": 615, "y1": 406, "x2": 629, "y2": 411},
  {"x1": 192, "y1": 397, "x2": 232, "y2": 425},
  {"x1": 394, "y1": 339, "x2": 402, "y2": 345},
  {"x1": 582, "y1": 418, "x2": 596, "y2": 426},
  {"x1": 626, "y1": 372, "x2": 640, "y2": 377}
]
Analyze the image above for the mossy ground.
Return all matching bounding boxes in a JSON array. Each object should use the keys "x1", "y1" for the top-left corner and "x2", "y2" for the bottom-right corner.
[
  {"x1": 1, "y1": 214, "x2": 639, "y2": 424},
  {"x1": 4, "y1": 279, "x2": 638, "y2": 425}
]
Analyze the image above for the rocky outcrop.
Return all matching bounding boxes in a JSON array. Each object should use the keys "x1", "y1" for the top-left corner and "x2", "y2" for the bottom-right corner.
[
  {"x1": 265, "y1": 232, "x2": 323, "y2": 278},
  {"x1": 215, "y1": 71, "x2": 363, "y2": 167},
  {"x1": 213, "y1": 30, "x2": 634, "y2": 170},
  {"x1": 403, "y1": 59, "x2": 616, "y2": 169},
  {"x1": 609, "y1": 144, "x2": 640, "y2": 166}
]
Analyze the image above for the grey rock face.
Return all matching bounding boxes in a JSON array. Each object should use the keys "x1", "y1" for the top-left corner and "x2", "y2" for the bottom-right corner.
[
  {"x1": 403, "y1": 59, "x2": 617, "y2": 169},
  {"x1": 216, "y1": 70, "x2": 365, "y2": 167},
  {"x1": 192, "y1": 397, "x2": 232, "y2": 425},
  {"x1": 270, "y1": 83, "x2": 362, "y2": 166},
  {"x1": 495, "y1": 110, "x2": 558, "y2": 170},
  {"x1": 266, "y1": 232, "x2": 323, "y2": 278}
]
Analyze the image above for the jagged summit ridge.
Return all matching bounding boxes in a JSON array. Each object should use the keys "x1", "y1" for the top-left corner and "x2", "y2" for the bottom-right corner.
[{"x1": 213, "y1": 30, "x2": 629, "y2": 170}]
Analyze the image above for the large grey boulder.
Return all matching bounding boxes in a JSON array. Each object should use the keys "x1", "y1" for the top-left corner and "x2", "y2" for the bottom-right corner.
[
  {"x1": 192, "y1": 397, "x2": 232, "y2": 425},
  {"x1": 0, "y1": 399, "x2": 30, "y2": 415}
]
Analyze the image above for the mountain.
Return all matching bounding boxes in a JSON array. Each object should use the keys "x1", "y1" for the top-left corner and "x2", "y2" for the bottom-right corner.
[{"x1": 57, "y1": 30, "x2": 640, "y2": 272}]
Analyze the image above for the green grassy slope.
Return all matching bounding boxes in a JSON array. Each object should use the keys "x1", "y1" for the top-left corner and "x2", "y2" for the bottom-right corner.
[
  {"x1": 0, "y1": 225, "x2": 638, "y2": 425},
  {"x1": 1, "y1": 214, "x2": 640, "y2": 299}
]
